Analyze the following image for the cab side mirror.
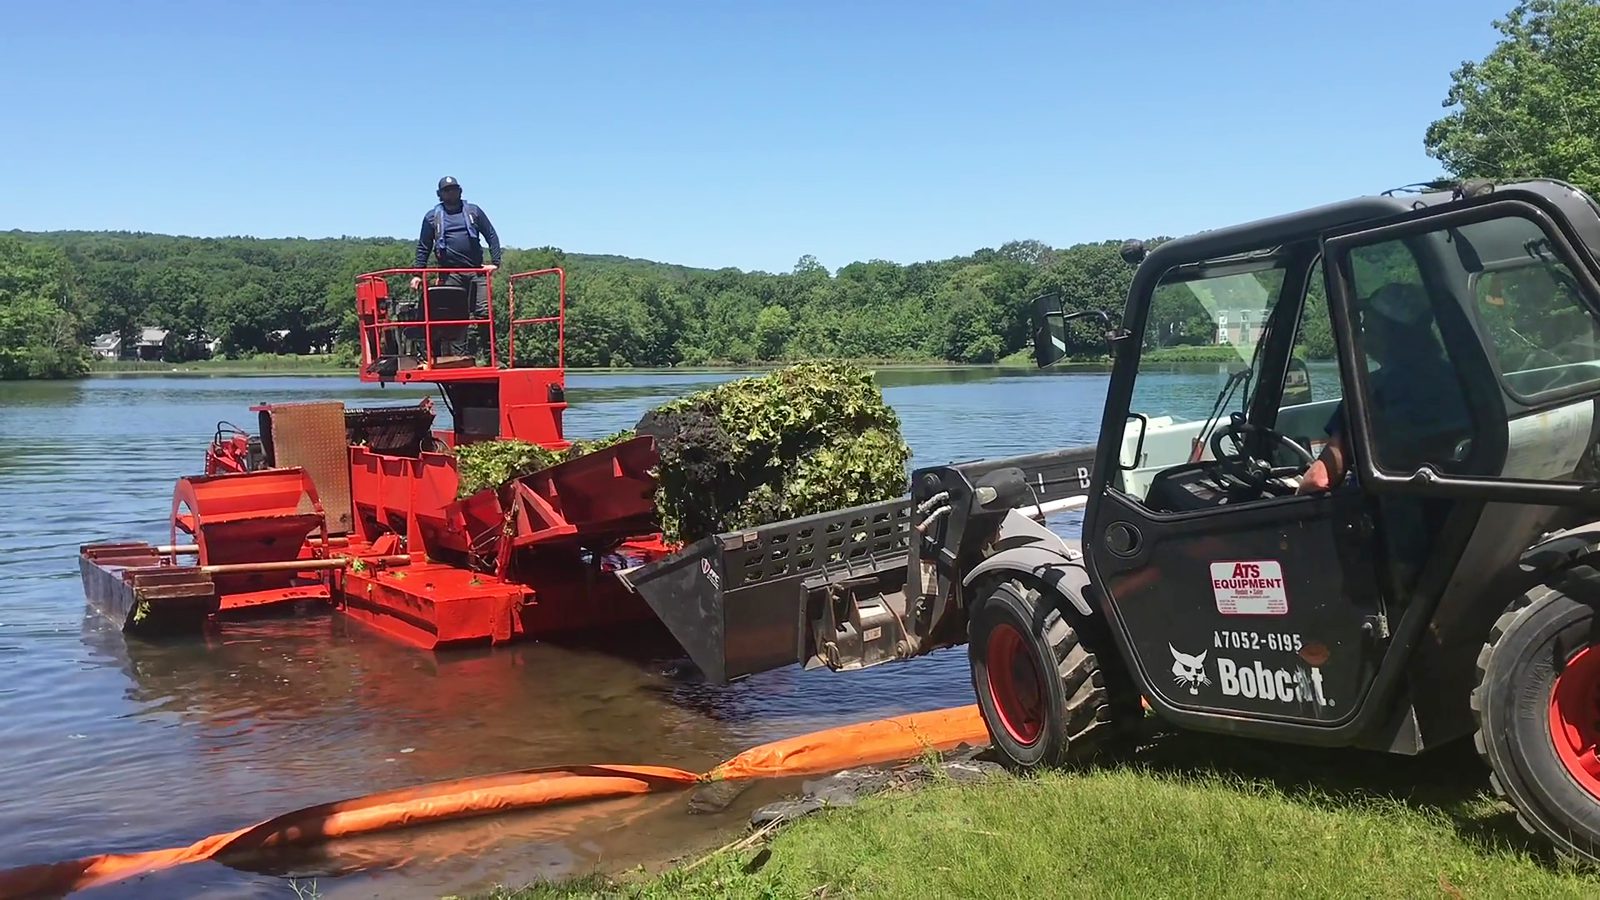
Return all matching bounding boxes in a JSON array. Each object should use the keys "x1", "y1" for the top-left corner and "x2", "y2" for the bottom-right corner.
[
  {"x1": 1032, "y1": 293, "x2": 1069, "y2": 367},
  {"x1": 1282, "y1": 356, "x2": 1313, "y2": 406},
  {"x1": 1031, "y1": 293, "x2": 1118, "y2": 369}
]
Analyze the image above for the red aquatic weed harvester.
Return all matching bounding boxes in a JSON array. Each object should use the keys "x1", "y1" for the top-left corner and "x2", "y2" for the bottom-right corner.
[{"x1": 78, "y1": 267, "x2": 673, "y2": 649}]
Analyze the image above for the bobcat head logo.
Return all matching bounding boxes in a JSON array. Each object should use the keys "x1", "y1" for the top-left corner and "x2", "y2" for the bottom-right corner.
[{"x1": 1170, "y1": 644, "x2": 1209, "y2": 695}]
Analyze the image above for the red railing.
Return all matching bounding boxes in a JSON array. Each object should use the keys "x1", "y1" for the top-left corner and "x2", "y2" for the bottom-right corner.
[
  {"x1": 507, "y1": 268, "x2": 566, "y2": 369},
  {"x1": 356, "y1": 267, "x2": 498, "y2": 372}
]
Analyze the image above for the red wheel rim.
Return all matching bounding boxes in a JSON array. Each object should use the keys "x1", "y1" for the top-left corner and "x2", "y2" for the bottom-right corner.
[
  {"x1": 1550, "y1": 644, "x2": 1600, "y2": 798},
  {"x1": 986, "y1": 622, "x2": 1045, "y2": 746}
]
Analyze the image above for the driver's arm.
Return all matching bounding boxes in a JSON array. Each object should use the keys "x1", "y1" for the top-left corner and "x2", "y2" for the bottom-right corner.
[
  {"x1": 1297, "y1": 400, "x2": 1351, "y2": 495},
  {"x1": 1296, "y1": 437, "x2": 1348, "y2": 494}
]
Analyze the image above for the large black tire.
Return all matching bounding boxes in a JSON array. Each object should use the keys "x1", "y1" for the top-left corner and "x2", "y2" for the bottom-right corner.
[
  {"x1": 1473, "y1": 585, "x2": 1600, "y2": 864},
  {"x1": 968, "y1": 577, "x2": 1139, "y2": 769}
]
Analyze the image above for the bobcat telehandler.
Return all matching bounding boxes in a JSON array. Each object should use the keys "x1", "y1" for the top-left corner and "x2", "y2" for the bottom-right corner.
[{"x1": 624, "y1": 177, "x2": 1600, "y2": 862}]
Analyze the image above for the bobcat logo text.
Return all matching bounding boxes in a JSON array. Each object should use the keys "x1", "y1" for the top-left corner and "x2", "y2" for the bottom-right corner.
[{"x1": 1168, "y1": 642, "x2": 1330, "y2": 707}]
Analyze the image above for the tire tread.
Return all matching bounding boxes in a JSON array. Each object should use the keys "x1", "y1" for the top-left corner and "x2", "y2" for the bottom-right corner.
[
  {"x1": 1470, "y1": 585, "x2": 1596, "y2": 859},
  {"x1": 1002, "y1": 578, "x2": 1140, "y2": 766}
]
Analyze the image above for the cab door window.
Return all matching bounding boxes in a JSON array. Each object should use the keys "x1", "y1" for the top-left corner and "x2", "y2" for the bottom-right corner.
[
  {"x1": 1472, "y1": 250, "x2": 1600, "y2": 400},
  {"x1": 1115, "y1": 261, "x2": 1289, "y2": 508},
  {"x1": 1338, "y1": 212, "x2": 1600, "y2": 483},
  {"x1": 1340, "y1": 242, "x2": 1476, "y2": 476}
]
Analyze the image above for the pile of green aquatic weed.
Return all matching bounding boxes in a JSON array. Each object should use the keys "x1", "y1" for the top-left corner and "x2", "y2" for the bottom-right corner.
[
  {"x1": 451, "y1": 364, "x2": 911, "y2": 538},
  {"x1": 454, "y1": 430, "x2": 643, "y2": 498},
  {"x1": 634, "y1": 361, "x2": 911, "y2": 544},
  {"x1": 454, "y1": 440, "x2": 564, "y2": 498}
]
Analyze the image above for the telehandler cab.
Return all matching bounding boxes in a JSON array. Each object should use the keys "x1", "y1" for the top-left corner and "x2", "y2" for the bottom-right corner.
[{"x1": 625, "y1": 177, "x2": 1600, "y2": 862}]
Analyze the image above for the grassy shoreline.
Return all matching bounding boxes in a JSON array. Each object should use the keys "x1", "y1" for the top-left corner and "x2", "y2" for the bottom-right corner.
[
  {"x1": 60, "y1": 347, "x2": 1272, "y2": 379},
  {"x1": 79, "y1": 356, "x2": 1106, "y2": 378},
  {"x1": 65, "y1": 345, "x2": 1323, "y2": 379},
  {"x1": 484, "y1": 732, "x2": 1600, "y2": 899}
]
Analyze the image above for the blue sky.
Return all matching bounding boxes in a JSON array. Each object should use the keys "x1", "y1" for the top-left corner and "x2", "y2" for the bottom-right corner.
[{"x1": 1, "y1": 1, "x2": 1513, "y2": 273}]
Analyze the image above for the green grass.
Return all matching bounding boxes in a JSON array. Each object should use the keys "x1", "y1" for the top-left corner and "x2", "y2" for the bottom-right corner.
[
  {"x1": 89, "y1": 354, "x2": 353, "y2": 375},
  {"x1": 1141, "y1": 345, "x2": 1244, "y2": 363},
  {"x1": 484, "y1": 731, "x2": 1600, "y2": 900},
  {"x1": 84, "y1": 357, "x2": 1041, "y2": 377}
]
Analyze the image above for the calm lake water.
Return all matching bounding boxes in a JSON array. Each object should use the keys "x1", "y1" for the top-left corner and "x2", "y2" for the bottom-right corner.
[{"x1": 0, "y1": 364, "x2": 1251, "y2": 898}]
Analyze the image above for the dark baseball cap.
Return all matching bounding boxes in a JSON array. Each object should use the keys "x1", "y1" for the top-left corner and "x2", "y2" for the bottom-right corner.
[
  {"x1": 437, "y1": 176, "x2": 461, "y2": 191},
  {"x1": 1361, "y1": 282, "x2": 1430, "y2": 327}
]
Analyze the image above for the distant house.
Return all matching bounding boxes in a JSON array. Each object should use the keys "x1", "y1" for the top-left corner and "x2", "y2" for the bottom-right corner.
[
  {"x1": 89, "y1": 328, "x2": 165, "y2": 361},
  {"x1": 135, "y1": 327, "x2": 169, "y2": 361},
  {"x1": 91, "y1": 332, "x2": 122, "y2": 360},
  {"x1": 89, "y1": 326, "x2": 217, "y2": 362},
  {"x1": 1215, "y1": 309, "x2": 1258, "y2": 346}
]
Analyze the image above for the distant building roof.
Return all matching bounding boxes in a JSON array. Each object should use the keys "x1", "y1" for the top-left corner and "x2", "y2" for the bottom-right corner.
[{"x1": 139, "y1": 327, "x2": 168, "y2": 345}]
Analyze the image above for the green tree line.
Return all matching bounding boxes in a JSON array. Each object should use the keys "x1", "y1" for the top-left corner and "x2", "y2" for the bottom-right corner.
[{"x1": 0, "y1": 230, "x2": 1164, "y2": 378}]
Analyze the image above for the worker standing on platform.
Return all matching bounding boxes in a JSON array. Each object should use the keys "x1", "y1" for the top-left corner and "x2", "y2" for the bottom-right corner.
[{"x1": 411, "y1": 176, "x2": 503, "y2": 360}]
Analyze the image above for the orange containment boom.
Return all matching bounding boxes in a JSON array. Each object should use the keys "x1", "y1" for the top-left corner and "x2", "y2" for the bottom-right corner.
[
  {"x1": 0, "y1": 705, "x2": 987, "y2": 898},
  {"x1": 706, "y1": 703, "x2": 990, "y2": 781}
]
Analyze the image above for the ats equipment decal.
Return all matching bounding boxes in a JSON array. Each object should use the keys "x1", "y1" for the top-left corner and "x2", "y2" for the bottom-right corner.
[{"x1": 1211, "y1": 560, "x2": 1287, "y2": 616}]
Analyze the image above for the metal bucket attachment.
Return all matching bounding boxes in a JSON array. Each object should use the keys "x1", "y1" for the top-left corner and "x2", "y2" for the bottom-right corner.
[
  {"x1": 617, "y1": 444, "x2": 1099, "y2": 684},
  {"x1": 618, "y1": 497, "x2": 912, "y2": 683}
]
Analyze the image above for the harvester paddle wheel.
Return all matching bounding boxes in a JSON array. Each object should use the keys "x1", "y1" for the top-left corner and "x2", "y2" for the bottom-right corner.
[
  {"x1": 170, "y1": 468, "x2": 332, "y2": 610},
  {"x1": 77, "y1": 467, "x2": 359, "y2": 637}
]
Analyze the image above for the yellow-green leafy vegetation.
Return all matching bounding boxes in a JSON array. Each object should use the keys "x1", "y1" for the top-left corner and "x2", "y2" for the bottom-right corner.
[
  {"x1": 454, "y1": 440, "x2": 565, "y2": 498},
  {"x1": 454, "y1": 430, "x2": 641, "y2": 498}
]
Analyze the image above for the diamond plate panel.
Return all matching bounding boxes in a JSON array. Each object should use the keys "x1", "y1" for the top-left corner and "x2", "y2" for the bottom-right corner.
[{"x1": 265, "y1": 401, "x2": 353, "y2": 535}]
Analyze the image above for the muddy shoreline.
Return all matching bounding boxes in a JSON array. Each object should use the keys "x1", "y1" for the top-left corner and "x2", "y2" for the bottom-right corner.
[{"x1": 484, "y1": 743, "x2": 1004, "y2": 898}]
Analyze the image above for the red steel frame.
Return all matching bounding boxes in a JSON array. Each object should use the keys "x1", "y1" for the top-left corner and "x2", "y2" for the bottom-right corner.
[
  {"x1": 508, "y1": 268, "x2": 567, "y2": 369},
  {"x1": 356, "y1": 266, "x2": 500, "y2": 376},
  {"x1": 76, "y1": 261, "x2": 679, "y2": 651}
]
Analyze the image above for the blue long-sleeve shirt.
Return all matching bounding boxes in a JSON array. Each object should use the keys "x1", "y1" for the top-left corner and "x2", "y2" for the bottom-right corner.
[{"x1": 414, "y1": 201, "x2": 502, "y2": 269}]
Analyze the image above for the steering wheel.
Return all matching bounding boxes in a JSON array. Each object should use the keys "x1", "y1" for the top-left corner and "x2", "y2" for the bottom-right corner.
[{"x1": 1208, "y1": 415, "x2": 1316, "y2": 494}]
